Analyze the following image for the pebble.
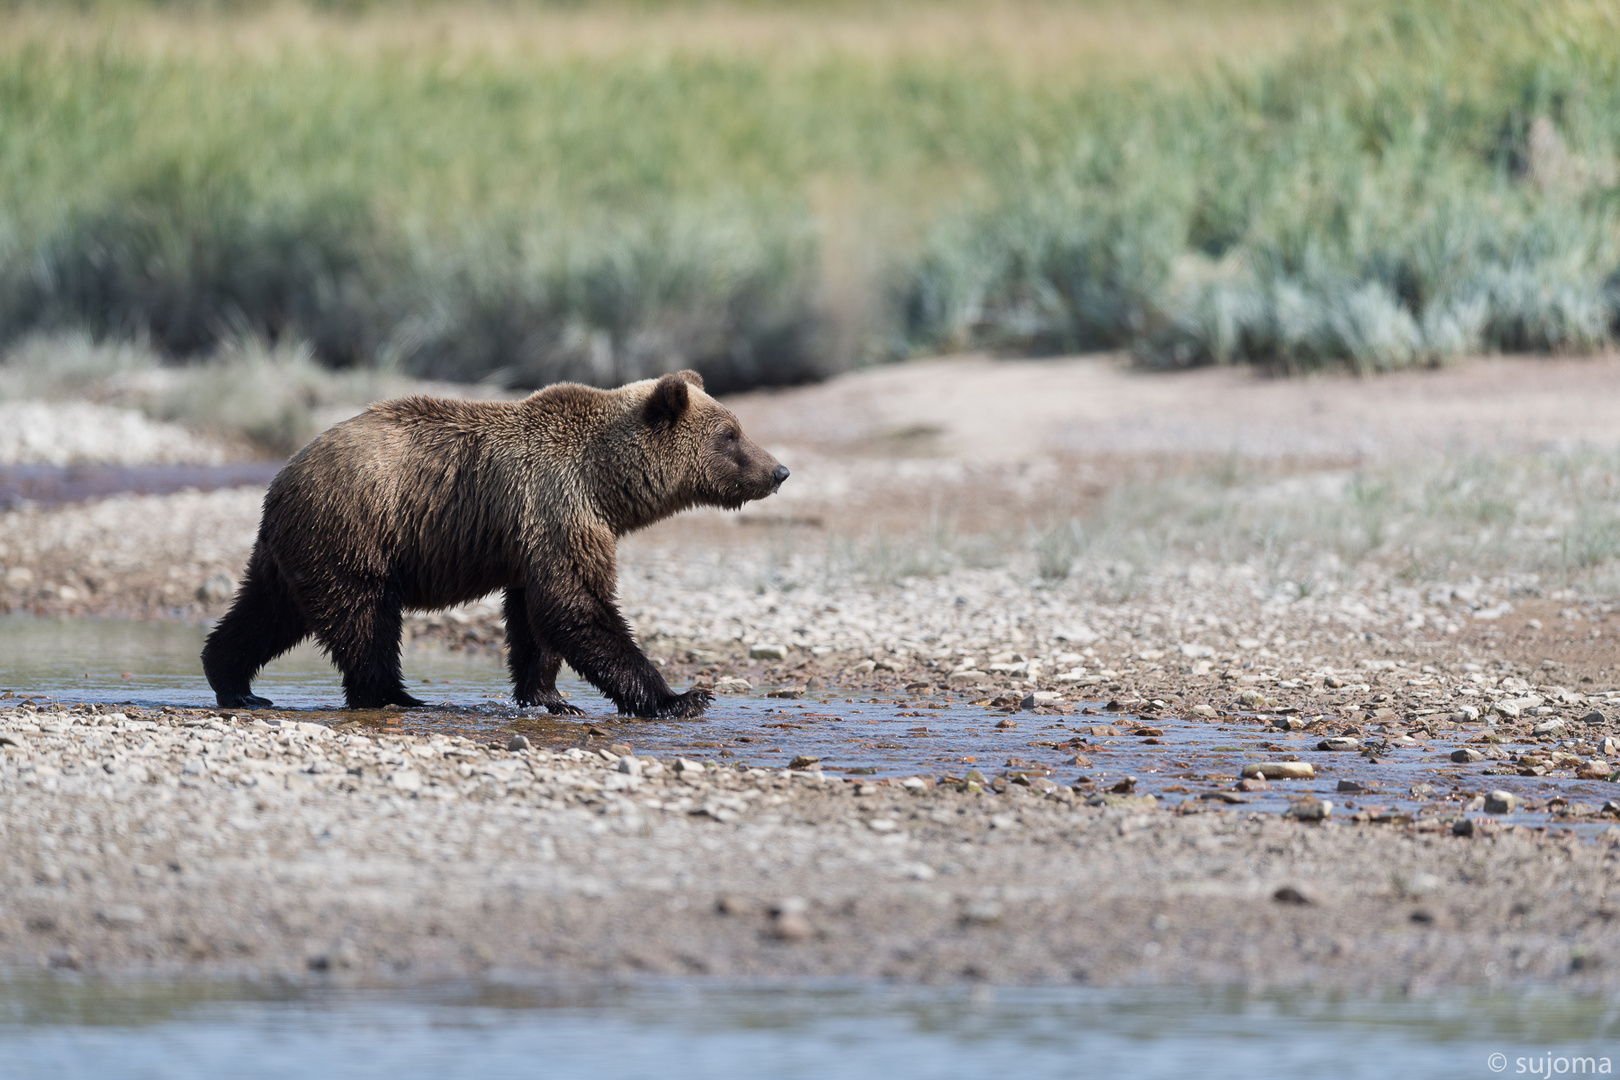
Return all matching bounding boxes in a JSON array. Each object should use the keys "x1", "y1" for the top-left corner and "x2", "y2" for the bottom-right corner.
[
  {"x1": 1317, "y1": 737, "x2": 1361, "y2": 752},
  {"x1": 1582, "y1": 710, "x2": 1608, "y2": 726},
  {"x1": 1241, "y1": 762, "x2": 1314, "y2": 780},
  {"x1": 770, "y1": 898, "x2": 814, "y2": 942},
  {"x1": 388, "y1": 770, "x2": 424, "y2": 792},
  {"x1": 617, "y1": 755, "x2": 642, "y2": 777},
  {"x1": 506, "y1": 735, "x2": 531, "y2": 751},
  {"x1": 749, "y1": 644, "x2": 788, "y2": 661},
  {"x1": 1450, "y1": 748, "x2": 1485, "y2": 763},
  {"x1": 1452, "y1": 706, "x2": 1481, "y2": 723},
  {"x1": 1532, "y1": 719, "x2": 1567, "y2": 737},
  {"x1": 1484, "y1": 790, "x2": 1517, "y2": 815},
  {"x1": 1576, "y1": 759, "x2": 1611, "y2": 780},
  {"x1": 1283, "y1": 798, "x2": 1332, "y2": 821},
  {"x1": 96, "y1": 905, "x2": 146, "y2": 928},
  {"x1": 789, "y1": 755, "x2": 820, "y2": 770},
  {"x1": 714, "y1": 677, "x2": 752, "y2": 693},
  {"x1": 961, "y1": 900, "x2": 1004, "y2": 925},
  {"x1": 1272, "y1": 884, "x2": 1321, "y2": 906}
]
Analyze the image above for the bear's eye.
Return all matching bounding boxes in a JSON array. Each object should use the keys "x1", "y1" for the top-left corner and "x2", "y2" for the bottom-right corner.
[{"x1": 723, "y1": 430, "x2": 739, "y2": 442}]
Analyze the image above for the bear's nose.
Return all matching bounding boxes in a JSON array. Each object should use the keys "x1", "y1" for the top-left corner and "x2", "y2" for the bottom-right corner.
[{"x1": 771, "y1": 465, "x2": 790, "y2": 490}]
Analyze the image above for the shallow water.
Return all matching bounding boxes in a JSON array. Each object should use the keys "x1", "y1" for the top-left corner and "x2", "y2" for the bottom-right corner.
[
  {"x1": 1, "y1": 615, "x2": 1612, "y2": 831},
  {"x1": 2, "y1": 976, "x2": 1619, "y2": 1080}
]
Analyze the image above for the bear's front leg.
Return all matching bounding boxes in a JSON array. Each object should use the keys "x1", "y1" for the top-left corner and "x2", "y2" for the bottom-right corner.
[
  {"x1": 526, "y1": 571, "x2": 709, "y2": 720},
  {"x1": 504, "y1": 586, "x2": 585, "y2": 715}
]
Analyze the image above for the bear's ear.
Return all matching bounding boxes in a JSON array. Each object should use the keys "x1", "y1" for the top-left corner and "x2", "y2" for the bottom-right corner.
[
  {"x1": 675, "y1": 369, "x2": 704, "y2": 390},
  {"x1": 644, "y1": 372, "x2": 692, "y2": 428}
]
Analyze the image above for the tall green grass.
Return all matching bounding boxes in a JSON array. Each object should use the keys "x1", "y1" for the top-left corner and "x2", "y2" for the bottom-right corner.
[
  {"x1": 903, "y1": 0, "x2": 1620, "y2": 370},
  {"x1": 0, "y1": 0, "x2": 1617, "y2": 387}
]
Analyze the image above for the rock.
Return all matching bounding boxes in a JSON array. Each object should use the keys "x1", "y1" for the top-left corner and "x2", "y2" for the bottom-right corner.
[
  {"x1": 1236, "y1": 777, "x2": 1271, "y2": 792},
  {"x1": 851, "y1": 660, "x2": 877, "y2": 674},
  {"x1": 1336, "y1": 779, "x2": 1375, "y2": 793},
  {"x1": 1241, "y1": 761, "x2": 1315, "y2": 780},
  {"x1": 1088, "y1": 793, "x2": 1157, "y2": 810},
  {"x1": 617, "y1": 755, "x2": 642, "y2": 777},
  {"x1": 1484, "y1": 790, "x2": 1517, "y2": 815},
  {"x1": 1533, "y1": 719, "x2": 1567, "y2": 737},
  {"x1": 1577, "y1": 759, "x2": 1611, "y2": 780},
  {"x1": 1053, "y1": 626, "x2": 1099, "y2": 644},
  {"x1": 96, "y1": 905, "x2": 146, "y2": 928},
  {"x1": 1317, "y1": 737, "x2": 1361, "y2": 751},
  {"x1": 1283, "y1": 798, "x2": 1332, "y2": 821},
  {"x1": 196, "y1": 572, "x2": 236, "y2": 604},
  {"x1": 1178, "y1": 643, "x2": 1214, "y2": 658},
  {"x1": 1450, "y1": 748, "x2": 1485, "y2": 763},
  {"x1": 715, "y1": 894, "x2": 753, "y2": 916},
  {"x1": 1273, "y1": 884, "x2": 1321, "y2": 906},
  {"x1": 960, "y1": 900, "x2": 1004, "y2": 925},
  {"x1": 1191, "y1": 704, "x2": 1218, "y2": 718},
  {"x1": 506, "y1": 735, "x2": 531, "y2": 752},
  {"x1": 868, "y1": 818, "x2": 899, "y2": 833},
  {"x1": 1452, "y1": 705, "x2": 1481, "y2": 723},
  {"x1": 1238, "y1": 690, "x2": 1272, "y2": 708},
  {"x1": 1582, "y1": 710, "x2": 1608, "y2": 726},
  {"x1": 749, "y1": 643, "x2": 788, "y2": 661},
  {"x1": 1269, "y1": 716, "x2": 1307, "y2": 731},
  {"x1": 388, "y1": 769, "x2": 423, "y2": 793},
  {"x1": 608, "y1": 743, "x2": 633, "y2": 757},
  {"x1": 1409, "y1": 783, "x2": 1437, "y2": 798},
  {"x1": 674, "y1": 757, "x2": 704, "y2": 774},
  {"x1": 1492, "y1": 701, "x2": 1521, "y2": 720},
  {"x1": 770, "y1": 898, "x2": 814, "y2": 941},
  {"x1": 714, "y1": 676, "x2": 752, "y2": 693},
  {"x1": 947, "y1": 670, "x2": 987, "y2": 684},
  {"x1": 789, "y1": 754, "x2": 820, "y2": 770}
]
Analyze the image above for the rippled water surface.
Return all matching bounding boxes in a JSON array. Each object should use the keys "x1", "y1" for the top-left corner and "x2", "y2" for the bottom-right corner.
[
  {"x1": 2, "y1": 615, "x2": 1612, "y2": 829},
  {"x1": 3, "y1": 977, "x2": 1619, "y2": 1080}
]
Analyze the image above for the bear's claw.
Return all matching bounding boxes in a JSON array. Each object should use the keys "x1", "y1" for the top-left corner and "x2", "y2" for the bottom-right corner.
[
  {"x1": 651, "y1": 688, "x2": 713, "y2": 719},
  {"x1": 545, "y1": 701, "x2": 587, "y2": 716},
  {"x1": 216, "y1": 691, "x2": 275, "y2": 709}
]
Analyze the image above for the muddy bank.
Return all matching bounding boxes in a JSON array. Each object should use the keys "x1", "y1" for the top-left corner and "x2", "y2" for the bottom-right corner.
[{"x1": 2, "y1": 701, "x2": 1620, "y2": 992}]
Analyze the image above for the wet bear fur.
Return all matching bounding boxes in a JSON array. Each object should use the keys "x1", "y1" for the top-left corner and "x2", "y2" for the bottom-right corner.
[{"x1": 200, "y1": 370, "x2": 787, "y2": 717}]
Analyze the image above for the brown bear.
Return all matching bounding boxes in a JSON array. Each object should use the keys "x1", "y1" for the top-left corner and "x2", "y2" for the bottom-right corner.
[{"x1": 200, "y1": 370, "x2": 786, "y2": 718}]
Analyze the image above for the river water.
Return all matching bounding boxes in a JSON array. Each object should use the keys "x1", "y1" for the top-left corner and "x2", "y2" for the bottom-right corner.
[{"x1": 3, "y1": 976, "x2": 1619, "y2": 1080}]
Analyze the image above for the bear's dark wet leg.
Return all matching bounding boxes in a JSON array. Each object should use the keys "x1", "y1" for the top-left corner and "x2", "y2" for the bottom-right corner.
[
  {"x1": 505, "y1": 586, "x2": 584, "y2": 715},
  {"x1": 314, "y1": 583, "x2": 425, "y2": 710},
  {"x1": 201, "y1": 548, "x2": 307, "y2": 709},
  {"x1": 526, "y1": 571, "x2": 709, "y2": 720}
]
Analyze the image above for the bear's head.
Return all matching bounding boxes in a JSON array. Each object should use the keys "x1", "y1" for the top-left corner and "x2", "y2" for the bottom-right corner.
[{"x1": 638, "y1": 369, "x2": 787, "y2": 515}]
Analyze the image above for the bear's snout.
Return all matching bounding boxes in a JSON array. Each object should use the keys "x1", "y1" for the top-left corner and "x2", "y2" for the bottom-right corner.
[{"x1": 771, "y1": 465, "x2": 790, "y2": 492}]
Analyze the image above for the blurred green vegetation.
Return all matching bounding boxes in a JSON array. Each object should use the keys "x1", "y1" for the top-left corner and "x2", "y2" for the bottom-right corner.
[{"x1": 0, "y1": 0, "x2": 1616, "y2": 388}]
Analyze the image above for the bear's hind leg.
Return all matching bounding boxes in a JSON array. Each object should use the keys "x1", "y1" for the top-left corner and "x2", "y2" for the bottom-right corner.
[
  {"x1": 505, "y1": 587, "x2": 584, "y2": 715},
  {"x1": 201, "y1": 550, "x2": 307, "y2": 709},
  {"x1": 315, "y1": 583, "x2": 425, "y2": 710}
]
